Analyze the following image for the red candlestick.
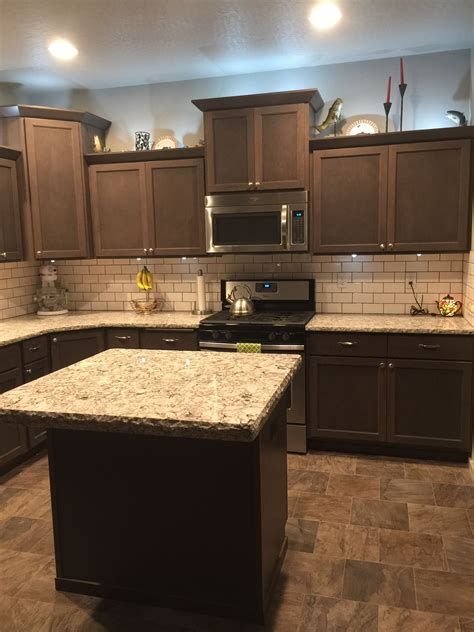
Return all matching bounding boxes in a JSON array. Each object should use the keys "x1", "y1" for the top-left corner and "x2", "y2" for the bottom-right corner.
[
  {"x1": 386, "y1": 76, "x2": 391, "y2": 102},
  {"x1": 400, "y1": 57, "x2": 404, "y2": 84}
]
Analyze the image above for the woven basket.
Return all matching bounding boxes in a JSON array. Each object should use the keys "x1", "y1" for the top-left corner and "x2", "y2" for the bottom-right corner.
[{"x1": 129, "y1": 298, "x2": 161, "y2": 315}]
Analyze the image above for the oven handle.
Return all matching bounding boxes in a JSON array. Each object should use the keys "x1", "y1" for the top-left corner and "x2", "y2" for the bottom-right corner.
[
  {"x1": 199, "y1": 341, "x2": 305, "y2": 352},
  {"x1": 281, "y1": 204, "x2": 288, "y2": 249}
]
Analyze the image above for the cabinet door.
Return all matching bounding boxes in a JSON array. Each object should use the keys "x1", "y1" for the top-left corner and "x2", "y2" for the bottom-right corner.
[
  {"x1": 254, "y1": 104, "x2": 307, "y2": 190},
  {"x1": 50, "y1": 329, "x2": 105, "y2": 372},
  {"x1": 25, "y1": 118, "x2": 89, "y2": 259},
  {"x1": 0, "y1": 158, "x2": 23, "y2": 261},
  {"x1": 204, "y1": 109, "x2": 254, "y2": 192},
  {"x1": 147, "y1": 159, "x2": 205, "y2": 256},
  {"x1": 24, "y1": 357, "x2": 50, "y2": 447},
  {"x1": 387, "y1": 359, "x2": 471, "y2": 450},
  {"x1": 0, "y1": 368, "x2": 28, "y2": 468},
  {"x1": 387, "y1": 140, "x2": 471, "y2": 252},
  {"x1": 313, "y1": 146, "x2": 388, "y2": 253},
  {"x1": 89, "y1": 163, "x2": 152, "y2": 257},
  {"x1": 308, "y1": 356, "x2": 386, "y2": 441},
  {"x1": 140, "y1": 329, "x2": 198, "y2": 351}
]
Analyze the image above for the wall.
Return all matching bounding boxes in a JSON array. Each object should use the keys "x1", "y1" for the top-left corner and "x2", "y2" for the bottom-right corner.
[
  {"x1": 54, "y1": 253, "x2": 463, "y2": 316},
  {"x1": 23, "y1": 49, "x2": 471, "y2": 151},
  {"x1": 0, "y1": 261, "x2": 40, "y2": 320}
]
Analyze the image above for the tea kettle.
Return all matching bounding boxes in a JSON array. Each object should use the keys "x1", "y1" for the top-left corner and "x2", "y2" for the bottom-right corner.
[
  {"x1": 436, "y1": 294, "x2": 462, "y2": 317},
  {"x1": 227, "y1": 284, "x2": 255, "y2": 317}
]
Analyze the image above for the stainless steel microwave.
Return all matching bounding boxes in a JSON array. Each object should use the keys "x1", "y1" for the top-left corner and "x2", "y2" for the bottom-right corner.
[{"x1": 205, "y1": 191, "x2": 308, "y2": 254}]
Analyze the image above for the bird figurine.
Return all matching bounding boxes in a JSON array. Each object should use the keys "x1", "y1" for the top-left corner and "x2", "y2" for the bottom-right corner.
[
  {"x1": 314, "y1": 98, "x2": 343, "y2": 134},
  {"x1": 446, "y1": 110, "x2": 467, "y2": 126}
]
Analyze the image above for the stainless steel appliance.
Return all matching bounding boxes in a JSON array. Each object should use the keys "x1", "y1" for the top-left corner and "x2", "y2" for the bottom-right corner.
[
  {"x1": 198, "y1": 279, "x2": 315, "y2": 453},
  {"x1": 205, "y1": 191, "x2": 308, "y2": 254}
]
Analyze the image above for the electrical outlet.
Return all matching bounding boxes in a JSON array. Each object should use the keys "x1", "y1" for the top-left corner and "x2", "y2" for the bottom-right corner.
[{"x1": 406, "y1": 273, "x2": 416, "y2": 289}]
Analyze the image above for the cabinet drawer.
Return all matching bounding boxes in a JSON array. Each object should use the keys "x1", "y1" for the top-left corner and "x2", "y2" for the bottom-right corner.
[
  {"x1": 24, "y1": 357, "x2": 50, "y2": 383},
  {"x1": 388, "y1": 335, "x2": 472, "y2": 361},
  {"x1": 140, "y1": 329, "x2": 198, "y2": 351},
  {"x1": 106, "y1": 329, "x2": 140, "y2": 349},
  {"x1": 21, "y1": 336, "x2": 48, "y2": 363},
  {"x1": 0, "y1": 344, "x2": 21, "y2": 372},
  {"x1": 309, "y1": 333, "x2": 387, "y2": 358}
]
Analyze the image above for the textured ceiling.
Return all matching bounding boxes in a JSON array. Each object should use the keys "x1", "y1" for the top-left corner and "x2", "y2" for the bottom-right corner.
[{"x1": 0, "y1": 0, "x2": 473, "y2": 91}]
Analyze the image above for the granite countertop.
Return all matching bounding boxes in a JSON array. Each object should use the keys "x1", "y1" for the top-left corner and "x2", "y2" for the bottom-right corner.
[
  {"x1": 0, "y1": 311, "x2": 204, "y2": 347},
  {"x1": 0, "y1": 349, "x2": 301, "y2": 442},
  {"x1": 305, "y1": 314, "x2": 474, "y2": 335}
]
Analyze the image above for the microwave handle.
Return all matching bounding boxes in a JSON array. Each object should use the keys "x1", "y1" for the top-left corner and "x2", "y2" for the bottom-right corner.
[{"x1": 281, "y1": 204, "x2": 288, "y2": 248}]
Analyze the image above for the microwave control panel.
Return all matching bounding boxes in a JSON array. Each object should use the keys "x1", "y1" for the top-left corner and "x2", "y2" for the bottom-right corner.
[{"x1": 291, "y1": 210, "x2": 305, "y2": 244}]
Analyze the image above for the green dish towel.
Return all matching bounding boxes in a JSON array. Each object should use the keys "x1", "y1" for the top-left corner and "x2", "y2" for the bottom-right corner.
[{"x1": 236, "y1": 342, "x2": 262, "y2": 353}]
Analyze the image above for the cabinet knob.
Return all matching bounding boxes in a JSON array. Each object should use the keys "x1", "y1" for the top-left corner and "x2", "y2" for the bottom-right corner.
[
  {"x1": 388, "y1": 243, "x2": 394, "y2": 248},
  {"x1": 36, "y1": 250, "x2": 42, "y2": 256},
  {"x1": 1, "y1": 252, "x2": 6, "y2": 258},
  {"x1": 388, "y1": 362, "x2": 394, "y2": 369},
  {"x1": 379, "y1": 243, "x2": 385, "y2": 249},
  {"x1": 379, "y1": 362, "x2": 386, "y2": 369},
  {"x1": 143, "y1": 248, "x2": 147, "y2": 254},
  {"x1": 255, "y1": 181, "x2": 261, "y2": 186},
  {"x1": 248, "y1": 182, "x2": 254, "y2": 187},
  {"x1": 52, "y1": 337, "x2": 58, "y2": 343},
  {"x1": 148, "y1": 248, "x2": 154, "y2": 254},
  {"x1": 25, "y1": 368, "x2": 32, "y2": 375}
]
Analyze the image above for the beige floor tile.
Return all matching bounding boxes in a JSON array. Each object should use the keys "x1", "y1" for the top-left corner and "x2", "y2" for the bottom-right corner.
[
  {"x1": 326, "y1": 473, "x2": 380, "y2": 499},
  {"x1": 379, "y1": 529, "x2": 445, "y2": 570},
  {"x1": 288, "y1": 469, "x2": 329, "y2": 494},
  {"x1": 381, "y1": 478, "x2": 435, "y2": 505},
  {"x1": 294, "y1": 492, "x2": 352, "y2": 523},
  {"x1": 444, "y1": 536, "x2": 474, "y2": 575},
  {"x1": 299, "y1": 594, "x2": 378, "y2": 632},
  {"x1": 434, "y1": 483, "x2": 474, "y2": 509},
  {"x1": 408, "y1": 504, "x2": 472, "y2": 537},
  {"x1": 315, "y1": 522, "x2": 379, "y2": 562},
  {"x1": 378, "y1": 605, "x2": 461, "y2": 631},
  {"x1": 286, "y1": 518, "x2": 318, "y2": 553},
  {"x1": 415, "y1": 568, "x2": 474, "y2": 618},
  {"x1": 351, "y1": 498, "x2": 409, "y2": 530}
]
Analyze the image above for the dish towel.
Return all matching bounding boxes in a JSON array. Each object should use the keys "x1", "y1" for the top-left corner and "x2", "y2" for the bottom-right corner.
[{"x1": 236, "y1": 342, "x2": 262, "y2": 353}]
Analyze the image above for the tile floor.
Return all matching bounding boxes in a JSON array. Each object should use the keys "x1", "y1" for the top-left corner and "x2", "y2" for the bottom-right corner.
[{"x1": 0, "y1": 450, "x2": 473, "y2": 631}]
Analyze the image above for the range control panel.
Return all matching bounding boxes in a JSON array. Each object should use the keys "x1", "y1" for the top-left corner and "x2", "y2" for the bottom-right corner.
[{"x1": 291, "y1": 210, "x2": 306, "y2": 244}]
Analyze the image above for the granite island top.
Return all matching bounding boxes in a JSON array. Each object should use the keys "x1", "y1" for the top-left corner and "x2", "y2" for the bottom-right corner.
[
  {"x1": 0, "y1": 311, "x2": 204, "y2": 347},
  {"x1": 0, "y1": 349, "x2": 301, "y2": 442},
  {"x1": 305, "y1": 314, "x2": 474, "y2": 335}
]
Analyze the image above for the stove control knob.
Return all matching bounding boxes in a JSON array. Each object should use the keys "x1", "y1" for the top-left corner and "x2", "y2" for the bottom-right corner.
[
  {"x1": 224, "y1": 332, "x2": 232, "y2": 341},
  {"x1": 268, "y1": 332, "x2": 276, "y2": 341},
  {"x1": 212, "y1": 331, "x2": 221, "y2": 340},
  {"x1": 281, "y1": 332, "x2": 290, "y2": 342}
]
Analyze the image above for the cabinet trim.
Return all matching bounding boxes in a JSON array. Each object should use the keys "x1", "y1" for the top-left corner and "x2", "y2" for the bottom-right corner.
[{"x1": 0, "y1": 157, "x2": 23, "y2": 261}]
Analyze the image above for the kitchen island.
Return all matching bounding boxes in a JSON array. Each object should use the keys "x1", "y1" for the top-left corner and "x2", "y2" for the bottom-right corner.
[{"x1": 0, "y1": 348, "x2": 301, "y2": 623}]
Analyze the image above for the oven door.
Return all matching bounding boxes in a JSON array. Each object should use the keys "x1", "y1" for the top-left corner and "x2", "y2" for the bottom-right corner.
[
  {"x1": 206, "y1": 205, "x2": 288, "y2": 253},
  {"x1": 199, "y1": 341, "x2": 307, "y2": 454}
]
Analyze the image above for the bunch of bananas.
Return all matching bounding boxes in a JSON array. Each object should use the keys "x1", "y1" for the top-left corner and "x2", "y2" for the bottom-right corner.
[{"x1": 136, "y1": 266, "x2": 153, "y2": 291}]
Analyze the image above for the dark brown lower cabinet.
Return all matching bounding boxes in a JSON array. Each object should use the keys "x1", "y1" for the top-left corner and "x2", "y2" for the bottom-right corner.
[
  {"x1": 50, "y1": 329, "x2": 105, "y2": 371},
  {"x1": 308, "y1": 356, "x2": 386, "y2": 441},
  {"x1": 24, "y1": 357, "x2": 51, "y2": 447},
  {"x1": 140, "y1": 329, "x2": 198, "y2": 351},
  {"x1": 386, "y1": 359, "x2": 472, "y2": 450},
  {"x1": 0, "y1": 366, "x2": 28, "y2": 468}
]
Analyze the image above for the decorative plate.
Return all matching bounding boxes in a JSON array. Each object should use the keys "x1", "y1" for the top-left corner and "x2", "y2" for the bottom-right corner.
[
  {"x1": 345, "y1": 119, "x2": 379, "y2": 136},
  {"x1": 154, "y1": 135, "x2": 179, "y2": 150}
]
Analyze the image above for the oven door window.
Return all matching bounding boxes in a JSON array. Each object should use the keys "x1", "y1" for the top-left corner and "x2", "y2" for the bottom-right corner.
[{"x1": 212, "y1": 212, "x2": 282, "y2": 246}]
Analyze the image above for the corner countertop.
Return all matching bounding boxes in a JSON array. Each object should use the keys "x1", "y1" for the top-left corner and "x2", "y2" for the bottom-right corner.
[
  {"x1": 305, "y1": 314, "x2": 474, "y2": 335},
  {"x1": 0, "y1": 349, "x2": 301, "y2": 442},
  {"x1": 0, "y1": 311, "x2": 204, "y2": 347}
]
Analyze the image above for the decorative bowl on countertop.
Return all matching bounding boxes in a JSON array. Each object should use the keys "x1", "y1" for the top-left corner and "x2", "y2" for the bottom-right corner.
[{"x1": 129, "y1": 298, "x2": 162, "y2": 315}]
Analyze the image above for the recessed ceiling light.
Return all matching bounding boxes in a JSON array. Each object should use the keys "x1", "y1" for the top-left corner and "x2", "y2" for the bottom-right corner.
[
  {"x1": 309, "y1": 3, "x2": 342, "y2": 30},
  {"x1": 48, "y1": 38, "x2": 78, "y2": 61}
]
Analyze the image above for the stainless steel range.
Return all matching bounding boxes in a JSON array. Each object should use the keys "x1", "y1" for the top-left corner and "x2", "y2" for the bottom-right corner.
[{"x1": 198, "y1": 279, "x2": 315, "y2": 453}]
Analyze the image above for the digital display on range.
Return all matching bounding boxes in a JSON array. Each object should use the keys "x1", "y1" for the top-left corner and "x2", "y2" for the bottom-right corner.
[{"x1": 256, "y1": 282, "x2": 277, "y2": 293}]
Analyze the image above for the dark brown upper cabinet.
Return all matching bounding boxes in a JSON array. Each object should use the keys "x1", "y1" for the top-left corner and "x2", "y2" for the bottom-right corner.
[
  {"x1": 0, "y1": 105, "x2": 110, "y2": 261},
  {"x1": 0, "y1": 148, "x2": 23, "y2": 261},
  {"x1": 89, "y1": 162, "x2": 152, "y2": 257},
  {"x1": 311, "y1": 133, "x2": 472, "y2": 254},
  {"x1": 86, "y1": 152, "x2": 206, "y2": 258},
  {"x1": 194, "y1": 90, "x2": 323, "y2": 194},
  {"x1": 313, "y1": 146, "x2": 388, "y2": 254},
  {"x1": 147, "y1": 158, "x2": 205, "y2": 256},
  {"x1": 25, "y1": 118, "x2": 90, "y2": 259},
  {"x1": 387, "y1": 140, "x2": 471, "y2": 252}
]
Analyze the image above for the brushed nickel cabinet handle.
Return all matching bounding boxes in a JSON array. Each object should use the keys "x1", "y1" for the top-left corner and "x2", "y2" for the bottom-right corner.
[
  {"x1": 25, "y1": 368, "x2": 32, "y2": 375},
  {"x1": 1, "y1": 252, "x2": 7, "y2": 258},
  {"x1": 388, "y1": 243, "x2": 394, "y2": 248},
  {"x1": 379, "y1": 243, "x2": 385, "y2": 249},
  {"x1": 114, "y1": 335, "x2": 132, "y2": 341},
  {"x1": 162, "y1": 338, "x2": 179, "y2": 343},
  {"x1": 36, "y1": 250, "x2": 42, "y2": 256},
  {"x1": 255, "y1": 181, "x2": 261, "y2": 186},
  {"x1": 379, "y1": 362, "x2": 386, "y2": 369},
  {"x1": 143, "y1": 248, "x2": 147, "y2": 254},
  {"x1": 27, "y1": 346, "x2": 40, "y2": 352},
  {"x1": 248, "y1": 182, "x2": 254, "y2": 187},
  {"x1": 52, "y1": 337, "x2": 58, "y2": 343},
  {"x1": 337, "y1": 341, "x2": 358, "y2": 347},
  {"x1": 388, "y1": 362, "x2": 394, "y2": 369},
  {"x1": 148, "y1": 248, "x2": 154, "y2": 254},
  {"x1": 418, "y1": 344, "x2": 440, "y2": 350}
]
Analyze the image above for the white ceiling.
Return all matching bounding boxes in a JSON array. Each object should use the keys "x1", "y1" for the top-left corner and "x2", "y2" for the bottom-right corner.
[{"x1": 0, "y1": 0, "x2": 473, "y2": 91}]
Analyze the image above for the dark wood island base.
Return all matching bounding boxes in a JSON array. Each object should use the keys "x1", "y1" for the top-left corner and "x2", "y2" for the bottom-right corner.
[{"x1": 46, "y1": 391, "x2": 289, "y2": 624}]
